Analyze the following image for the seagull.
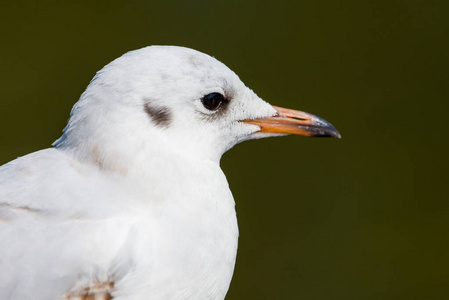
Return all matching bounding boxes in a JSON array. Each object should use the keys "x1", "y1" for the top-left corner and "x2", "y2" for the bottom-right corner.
[{"x1": 0, "y1": 46, "x2": 340, "y2": 300}]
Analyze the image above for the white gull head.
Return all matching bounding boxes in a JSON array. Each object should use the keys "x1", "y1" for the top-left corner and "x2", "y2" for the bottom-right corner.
[
  {"x1": 53, "y1": 46, "x2": 274, "y2": 171},
  {"x1": 53, "y1": 46, "x2": 339, "y2": 174}
]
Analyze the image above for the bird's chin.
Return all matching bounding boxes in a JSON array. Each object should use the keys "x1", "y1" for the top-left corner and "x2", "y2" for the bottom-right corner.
[
  {"x1": 247, "y1": 131, "x2": 288, "y2": 140},
  {"x1": 232, "y1": 124, "x2": 287, "y2": 144}
]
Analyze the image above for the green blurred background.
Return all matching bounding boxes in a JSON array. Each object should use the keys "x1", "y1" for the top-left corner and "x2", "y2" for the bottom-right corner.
[{"x1": 1, "y1": 1, "x2": 448, "y2": 299}]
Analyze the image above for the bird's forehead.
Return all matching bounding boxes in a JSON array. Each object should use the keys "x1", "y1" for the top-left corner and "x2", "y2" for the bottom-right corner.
[
  {"x1": 167, "y1": 53, "x2": 235, "y2": 85},
  {"x1": 120, "y1": 46, "x2": 240, "y2": 86}
]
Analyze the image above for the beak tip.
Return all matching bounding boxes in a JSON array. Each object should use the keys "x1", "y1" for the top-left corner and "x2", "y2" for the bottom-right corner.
[
  {"x1": 329, "y1": 127, "x2": 341, "y2": 139},
  {"x1": 312, "y1": 129, "x2": 341, "y2": 139},
  {"x1": 311, "y1": 118, "x2": 341, "y2": 139}
]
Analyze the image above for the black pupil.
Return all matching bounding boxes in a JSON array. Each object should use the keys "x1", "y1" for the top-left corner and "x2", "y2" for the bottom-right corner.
[{"x1": 202, "y1": 93, "x2": 224, "y2": 111}]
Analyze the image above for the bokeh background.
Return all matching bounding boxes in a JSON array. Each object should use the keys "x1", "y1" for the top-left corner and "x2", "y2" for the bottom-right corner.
[{"x1": 1, "y1": 1, "x2": 448, "y2": 299}]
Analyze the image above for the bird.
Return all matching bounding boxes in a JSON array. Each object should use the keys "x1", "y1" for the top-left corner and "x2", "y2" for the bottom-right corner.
[{"x1": 0, "y1": 46, "x2": 340, "y2": 300}]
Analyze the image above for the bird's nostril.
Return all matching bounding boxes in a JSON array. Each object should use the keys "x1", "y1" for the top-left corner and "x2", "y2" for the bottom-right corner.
[{"x1": 290, "y1": 116, "x2": 306, "y2": 121}]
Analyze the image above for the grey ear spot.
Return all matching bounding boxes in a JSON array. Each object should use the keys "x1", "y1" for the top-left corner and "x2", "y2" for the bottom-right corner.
[{"x1": 143, "y1": 102, "x2": 172, "y2": 128}]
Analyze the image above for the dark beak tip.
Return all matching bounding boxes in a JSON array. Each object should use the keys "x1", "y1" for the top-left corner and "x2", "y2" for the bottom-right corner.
[
  {"x1": 332, "y1": 131, "x2": 342, "y2": 139},
  {"x1": 326, "y1": 127, "x2": 342, "y2": 139},
  {"x1": 312, "y1": 130, "x2": 341, "y2": 138},
  {"x1": 313, "y1": 118, "x2": 341, "y2": 139}
]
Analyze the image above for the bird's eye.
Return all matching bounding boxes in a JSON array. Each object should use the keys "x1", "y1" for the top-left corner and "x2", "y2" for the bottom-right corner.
[{"x1": 201, "y1": 93, "x2": 225, "y2": 111}]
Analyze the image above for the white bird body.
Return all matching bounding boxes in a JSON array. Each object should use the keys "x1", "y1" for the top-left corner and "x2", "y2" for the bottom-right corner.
[
  {"x1": 0, "y1": 46, "x2": 339, "y2": 299},
  {"x1": 1, "y1": 147, "x2": 237, "y2": 299}
]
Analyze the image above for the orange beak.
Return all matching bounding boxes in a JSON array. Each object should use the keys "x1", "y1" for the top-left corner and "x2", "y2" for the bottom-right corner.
[{"x1": 243, "y1": 106, "x2": 341, "y2": 138}]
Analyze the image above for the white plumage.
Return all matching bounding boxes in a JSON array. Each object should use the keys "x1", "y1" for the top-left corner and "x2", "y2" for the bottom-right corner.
[{"x1": 0, "y1": 46, "x2": 339, "y2": 299}]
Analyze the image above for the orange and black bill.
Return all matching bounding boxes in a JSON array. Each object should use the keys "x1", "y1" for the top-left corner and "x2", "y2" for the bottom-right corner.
[{"x1": 243, "y1": 106, "x2": 341, "y2": 138}]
